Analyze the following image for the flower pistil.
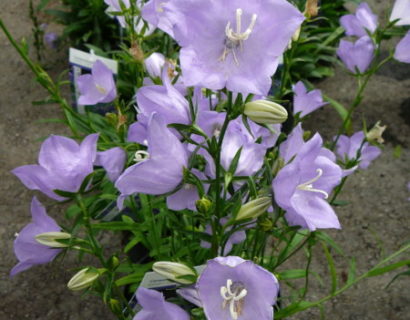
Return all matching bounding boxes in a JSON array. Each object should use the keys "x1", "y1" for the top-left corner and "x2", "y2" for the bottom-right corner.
[
  {"x1": 220, "y1": 279, "x2": 248, "y2": 319},
  {"x1": 296, "y1": 168, "x2": 329, "y2": 198}
]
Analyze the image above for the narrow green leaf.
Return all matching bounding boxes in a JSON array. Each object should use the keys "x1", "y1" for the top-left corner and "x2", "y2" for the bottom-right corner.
[
  {"x1": 322, "y1": 242, "x2": 338, "y2": 294},
  {"x1": 367, "y1": 260, "x2": 410, "y2": 277}
]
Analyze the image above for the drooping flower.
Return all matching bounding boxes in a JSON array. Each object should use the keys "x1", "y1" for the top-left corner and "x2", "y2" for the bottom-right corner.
[
  {"x1": 142, "y1": 0, "x2": 175, "y2": 37},
  {"x1": 293, "y1": 81, "x2": 327, "y2": 117},
  {"x1": 11, "y1": 197, "x2": 62, "y2": 276},
  {"x1": 394, "y1": 31, "x2": 410, "y2": 64},
  {"x1": 337, "y1": 36, "x2": 375, "y2": 73},
  {"x1": 95, "y1": 147, "x2": 127, "y2": 182},
  {"x1": 197, "y1": 256, "x2": 279, "y2": 320},
  {"x1": 12, "y1": 134, "x2": 99, "y2": 200},
  {"x1": 115, "y1": 113, "x2": 189, "y2": 196},
  {"x1": 335, "y1": 131, "x2": 381, "y2": 169},
  {"x1": 77, "y1": 60, "x2": 116, "y2": 105},
  {"x1": 340, "y1": 2, "x2": 378, "y2": 37},
  {"x1": 390, "y1": 0, "x2": 410, "y2": 26},
  {"x1": 169, "y1": 0, "x2": 304, "y2": 95},
  {"x1": 273, "y1": 134, "x2": 343, "y2": 231},
  {"x1": 134, "y1": 287, "x2": 190, "y2": 320}
]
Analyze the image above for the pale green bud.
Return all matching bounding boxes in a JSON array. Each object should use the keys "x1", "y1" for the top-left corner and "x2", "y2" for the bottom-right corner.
[
  {"x1": 366, "y1": 121, "x2": 386, "y2": 144},
  {"x1": 244, "y1": 100, "x2": 288, "y2": 124},
  {"x1": 152, "y1": 261, "x2": 196, "y2": 285},
  {"x1": 235, "y1": 197, "x2": 272, "y2": 221},
  {"x1": 35, "y1": 232, "x2": 71, "y2": 248},
  {"x1": 67, "y1": 268, "x2": 101, "y2": 291},
  {"x1": 196, "y1": 197, "x2": 212, "y2": 214}
]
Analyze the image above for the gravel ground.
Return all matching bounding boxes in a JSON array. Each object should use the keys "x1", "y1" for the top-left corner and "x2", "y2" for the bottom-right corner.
[{"x1": 1, "y1": 0, "x2": 409, "y2": 319}]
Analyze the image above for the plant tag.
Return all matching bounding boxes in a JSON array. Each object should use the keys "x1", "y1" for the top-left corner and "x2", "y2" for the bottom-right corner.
[{"x1": 69, "y1": 48, "x2": 118, "y2": 114}]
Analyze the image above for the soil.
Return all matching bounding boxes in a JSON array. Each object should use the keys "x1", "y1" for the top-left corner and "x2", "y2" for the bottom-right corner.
[{"x1": 0, "y1": 0, "x2": 409, "y2": 319}]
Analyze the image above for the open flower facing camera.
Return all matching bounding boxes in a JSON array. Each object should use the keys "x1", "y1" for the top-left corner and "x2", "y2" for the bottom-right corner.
[{"x1": 3, "y1": 0, "x2": 410, "y2": 319}]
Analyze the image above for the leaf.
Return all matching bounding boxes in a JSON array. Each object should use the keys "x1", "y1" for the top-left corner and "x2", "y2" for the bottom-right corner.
[
  {"x1": 91, "y1": 222, "x2": 139, "y2": 231},
  {"x1": 315, "y1": 231, "x2": 344, "y2": 256},
  {"x1": 275, "y1": 301, "x2": 312, "y2": 319},
  {"x1": 386, "y1": 269, "x2": 410, "y2": 288},
  {"x1": 278, "y1": 269, "x2": 306, "y2": 280},
  {"x1": 323, "y1": 95, "x2": 349, "y2": 122},
  {"x1": 347, "y1": 257, "x2": 357, "y2": 285},
  {"x1": 367, "y1": 260, "x2": 410, "y2": 277},
  {"x1": 322, "y1": 242, "x2": 338, "y2": 294}
]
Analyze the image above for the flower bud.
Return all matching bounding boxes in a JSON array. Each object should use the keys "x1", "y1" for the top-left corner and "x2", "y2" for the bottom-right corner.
[
  {"x1": 152, "y1": 261, "x2": 196, "y2": 285},
  {"x1": 144, "y1": 52, "x2": 166, "y2": 78},
  {"x1": 304, "y1": 0, "x2": 319, "y2": 18},
  {"x1": 35, "y1": 231, "x2": 71, "y2": 248},
  {"x1": 235, "y1": 197, "x2": 272, "y2": 221},
  {"x1": 196, "y1": 197, "x2": 212, "y2": 214},
  {"x1": 67, "y1": 268, "x2": 101, "y2": 291},
  {"x1": 366, "y1": 121, "x2": 386, "y2": 144},
  {"x1": 244, "y1": 100, "x2": 288, "y2": 124}
]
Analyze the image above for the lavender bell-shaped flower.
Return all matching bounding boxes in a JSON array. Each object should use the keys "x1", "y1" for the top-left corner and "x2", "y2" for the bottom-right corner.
[
  {"x1": 95, "y1": 147, "x2": 127, "y2": 182},
  {"x1": 335, "y1": 131, "x2": 381, "y2": 170},
  {"x1": 340, "y1": 2, "x2": 378, "y2": 37},
  {"x1": 134, "y1": 287, "x2": 190, "y2": 320},
  {"x1": 273, "y1": 133, "x2": 343, "y2": 231},
  {"x1": 197, "y1": 256, "x2": 279, "y2": 320},
  {"x1": 115, "y1": 113, "x2": 189, "y2": 197},
  {"x1": 293, "y1": 81, "x2": 327, "y2": 117},
  {"x1": 337, "y1": 36, "x2": 375, "y2": 73},
  {"x1": 12, "y1": 134, "x2": 99, "y2": 201},
  {"x1": 390, "y1": 0, "x2": 410, "y2": 26},
  {"x1": 394, "y1": 31, "x2": 410, "y2": 64},
  {"x1": 77, "y1": 60, "x2": 117, "y2": 105},
  {"x1": 11, "y1": 197, "x2": 62, "y2": 276},
  {"x1": 169, "y1": 0, "x2": 304, "y2": 95},
  {"x1": 142, "y1": 0, "x2": 175, "y2": 37}
]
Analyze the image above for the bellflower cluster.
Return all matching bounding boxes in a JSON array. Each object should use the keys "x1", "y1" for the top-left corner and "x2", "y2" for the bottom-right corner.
[
  {"x1": 168, "y1": 0, "x2": 304, "y2": 95},
  {"x1": 77, "y1": 60, "x2": 117, "y2": 106},
  {"x1": 11, "y1": 197, "x2": 62, "y2": 276},
  {"x1": 338, "y1": 3, "x2": 377, "y2": 74},
  {"x1": 273, "y1": 127, "x2": 342, "y2": 231},
  {"x1": 292, "y1": 81, "x2": 327, "y2": 117},
  {"x1": 13, "y1": 134, "x2": 99, "y2": 200}
]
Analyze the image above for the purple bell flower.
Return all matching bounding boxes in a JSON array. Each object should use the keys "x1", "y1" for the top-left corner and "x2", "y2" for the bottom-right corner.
[
  {"x1": 197, "y1": 256, "x2": 279, "y2": 320},
  {"x1": 340, "y1": 2, "x2": 378, "y2": 37},
  {"x1": 77, "y1": 60, "x2": 117, "y2": 106},
  {"x1": 390, "y1": 0, "x2": 410, "y2": 26},
  {"x1": 337, "y1": 36, "x2": 375, "y2": 73},
  {"x1": 169, "y1": 0, "x2": 304, "y2": 95},
  {"x1": 12, "y1": 134, "x2": 99, "y2": 201},
  {"x1": 115, "y1": 113, "x2": 189, "y2": 196},
  {"x1": 293, "y1": 81, "x2": 327, "y2": 117},
  {"x1": 95, "y1": 147, "x2": 127, "y2": 182},
  {"x1": 335, "y1": 131, "x2": 381, "y2": 170},
  {"x1": 279, "y1": 123, "x2": 305, "y2": 163},
  {"x1": 11, "y1": 197, "x2": 62, "y2": 276},
  {"x1": 142, "y1": 0, "x2": 175, "y2": 37},
  {"x1": 273, "y1": 133, "x2": 343, "y2": 231},
  {"x1": 134, "y1": 287, "x2": 190, "y2": 320},
  {"x1": 394, "y1": 31, "x2": 410, "y2": 63}
]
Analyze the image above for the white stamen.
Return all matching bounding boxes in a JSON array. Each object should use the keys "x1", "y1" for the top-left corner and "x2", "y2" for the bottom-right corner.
[
  {"x1": 134, "y1": 150, "x2": 150, "y2": 162},
  {"x1": 220, "y1": 8, "x2": 258, "y2": 65},
  {"x1": 220, "y1": 279, "x2": 247, "y2": 320},
  {"x1": 297, "y1": 169, "x2": 329, "y2": 199}
]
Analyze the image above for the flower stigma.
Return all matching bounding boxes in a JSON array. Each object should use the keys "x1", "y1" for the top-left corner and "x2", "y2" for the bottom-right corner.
[
  {"x1": 221, "y1": 8, "x2": 258, "y2": 65},
  {"x1": 134, "y1": 150, "x2": 150, "y2": 162},
  {"x1": 220, "y1": 279, "x2": 247, "y2": 320},
  {"x1": 95, "y1": 84, "x2": 107, "y2": 94},
  {"x1": 297, "y1": 168, "x2": 329, "y2": 198}
]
